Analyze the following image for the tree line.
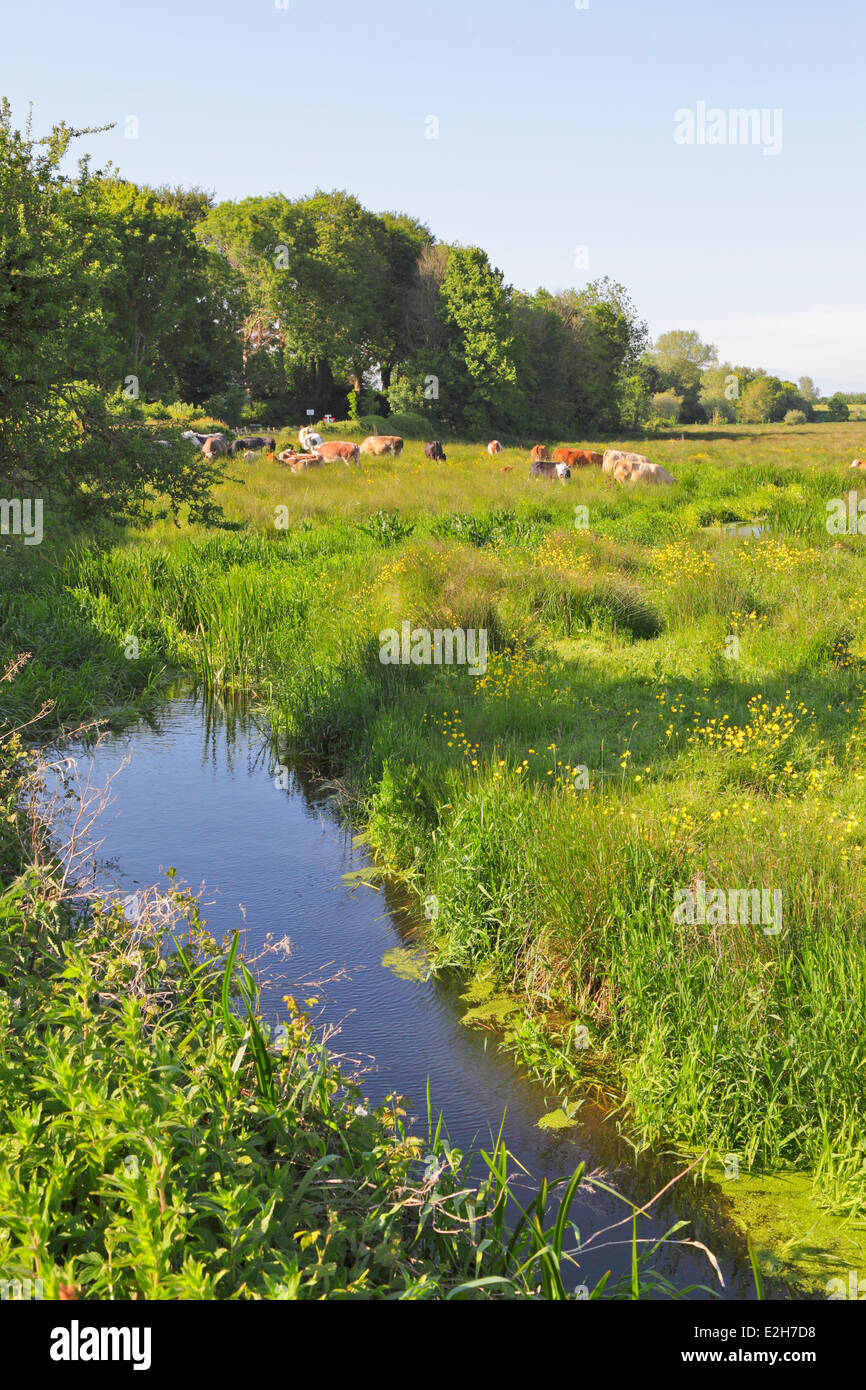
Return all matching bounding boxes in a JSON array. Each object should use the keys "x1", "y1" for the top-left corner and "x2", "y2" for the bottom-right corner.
[{"x1": 0, "y1": 103, "x2": 853, "y2": 523}]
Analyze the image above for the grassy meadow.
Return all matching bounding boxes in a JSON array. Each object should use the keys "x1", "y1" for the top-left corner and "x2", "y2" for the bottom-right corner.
[{"x1": 4, "y1": 418, "x2": 866, "y2": 1288}]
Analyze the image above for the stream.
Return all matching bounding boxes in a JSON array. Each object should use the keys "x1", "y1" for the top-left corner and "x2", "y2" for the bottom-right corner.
[{"x1": 53, "y1": 694, "x2": 776, "y2": 1299}]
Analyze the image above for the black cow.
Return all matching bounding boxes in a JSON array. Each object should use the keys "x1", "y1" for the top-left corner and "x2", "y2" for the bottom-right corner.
[
  {"x1": 231, "y1": 436, "x2": 275, "y2": 456},
  {"x1": 424, "y1": 440, "x2": 447, "y2": 462}
]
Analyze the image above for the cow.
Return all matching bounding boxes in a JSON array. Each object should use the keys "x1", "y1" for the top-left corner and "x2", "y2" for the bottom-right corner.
[
  {"x1": 424, "y1": 441, "x2": 447, "y2": 462},
  {"x1": 602, "y1": 448, "x2": 652, "y2": 475},
  {"x1": 182, "y1": 430, "x2": 226, "y2": 449},
  {"x1": 231, "y1": 435, "x2": 275, "y2": 456},
  {"x1": 488, "y1": 440, "x2": 503, "y2": 455},
  {"x1": 613, "y1": 458, "x2": 676, "y2": 485},
  {"x1": 312, "y1": 441, "x2": 360, "y2": 466},
  {"x1": 530, "y1": 460, "x2": 571, "y2": 480},
  {"x1": 553, "y1": 448, "x2": 603, "y2": 468},
  {"x1": 201, "y1": 435, "x2": 228, "y2": 459},
  {"x1": 360, "y1": 435, "x2": 404, "y2": 457},
  {"x1": 299, "y1": 428, "x2": 324, "y2": 452},
  {"x1": 850, "y1": 458, "x2": 866, "y2": 470},
  {"x1": 530, "y1": 445, "x2": 551, "y2": 463}
]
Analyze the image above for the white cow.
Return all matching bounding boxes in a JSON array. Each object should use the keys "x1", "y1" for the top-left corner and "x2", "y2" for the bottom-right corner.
[
  {"x1": 602, "y1": 448, "x2": 652, "y2": 474},
  {"x1": 299, "y1": 427, "x2": 324, "y2": 452}
]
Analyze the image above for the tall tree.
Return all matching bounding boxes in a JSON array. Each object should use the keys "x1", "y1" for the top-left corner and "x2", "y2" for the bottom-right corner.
[{"x1": 0, "y1": 102, "x2": 222, "y2": 522}]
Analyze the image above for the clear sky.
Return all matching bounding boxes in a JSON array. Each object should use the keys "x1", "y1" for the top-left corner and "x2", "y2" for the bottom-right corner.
[{"x1": 4, "y1": 0, "x2": 864, "y2": 389}]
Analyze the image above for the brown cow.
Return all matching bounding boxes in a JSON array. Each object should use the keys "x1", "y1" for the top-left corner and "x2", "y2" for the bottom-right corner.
[
  {"x1": 201, "y1": 435, "x2": 228, "y2": 459},
  {"x1": 360, "y1": 435, "x2": 404, "y2": 457},
  {"x1": 553, "y1": 448, "x2": 603, "y2": 468},
  {"x1": 277, "y1": 449, "x2": 321, "y2": 470},
  {"x1": 530, "y1": 445, "x2": 551, "y2": 463},
  {"x1": 313, "y1": 441, "x2": 360, "y2": 466},
  {"x1": 487, "y1": 440, "x2": 503, "y2": 455}
]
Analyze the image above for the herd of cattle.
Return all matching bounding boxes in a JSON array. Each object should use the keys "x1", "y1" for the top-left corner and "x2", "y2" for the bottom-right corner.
[{"x1": 177, "y1": 425, "x2": 678, "y2": 486}]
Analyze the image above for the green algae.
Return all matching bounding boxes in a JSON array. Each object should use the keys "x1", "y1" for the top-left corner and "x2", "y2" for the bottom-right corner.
[
  {"x1": 706, "y1": 1163, "x2": 866, "y2": 1295},
  {"x1": 381, "y1": 947, "x2": 429, "y2": 982}
]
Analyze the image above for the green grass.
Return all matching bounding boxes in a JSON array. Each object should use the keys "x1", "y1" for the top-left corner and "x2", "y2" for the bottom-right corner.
[{"x1": 3, "y1": 418, "x2": 866, "y2": 1272}]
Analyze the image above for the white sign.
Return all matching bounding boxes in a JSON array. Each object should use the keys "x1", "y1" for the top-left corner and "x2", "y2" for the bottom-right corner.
[{"x1": 306, "y1": 409, "x2": 315, "y2": 417}]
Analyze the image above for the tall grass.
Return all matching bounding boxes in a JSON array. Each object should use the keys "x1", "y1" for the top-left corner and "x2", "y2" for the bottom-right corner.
[{"x1": 3, "y1": 421, "x2": 866, "y2": 1222}]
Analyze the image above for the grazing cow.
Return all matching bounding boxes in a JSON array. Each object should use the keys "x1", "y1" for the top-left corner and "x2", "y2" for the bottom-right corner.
[
  {"x1": 530, "y1": 460, "x2": 571, "y2": 480},
  {"x1": 488, "y1": 440, "x2": 503, "y2": 455},
  {"x1": 299, "y1": 428, "x2": 324, "y2": 452},
  {"x1": 530, "y1": 445, "x2": 551, "y2": 463},
  {"x1": 613, "y1": 458, "x2": 676, "y2": 485},
  {"x1": 424, "y1": 440, "x2": 447, "y2": 462},
  {"x1": 230, "y1": 436, "x2": 275, "y2": 456},
  {"x1": 500, "y1": 465, "x2": 513, "y2": 473},
  {"x1": 360, "y1": 435, "x2": 404, "y2": 457},
  {"x1": 602, "y1": 448, "x2": 652, "y2": 475},
  {"x1": 313, "y1": 441, "x2": 360, "y2": 466},
  {"x1": 201, "y1": 435, "x2": 228, "y2": 459},
  {"x1": 850, "y1": 458, "x2": 866, "y2": 470},
  {"x1": 553, "y1": 448, "x2": 603, "y2": 468}
]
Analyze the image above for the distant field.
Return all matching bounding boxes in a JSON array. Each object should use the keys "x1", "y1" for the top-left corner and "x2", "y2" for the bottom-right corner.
[{"x1": 5, "y1": 418, "x2": 866, "y2": 1286}]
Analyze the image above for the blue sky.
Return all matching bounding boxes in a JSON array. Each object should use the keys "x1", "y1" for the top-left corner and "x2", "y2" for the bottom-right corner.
[{"x1": 4, "y1": 0, "x2": 864, "y2": 388}]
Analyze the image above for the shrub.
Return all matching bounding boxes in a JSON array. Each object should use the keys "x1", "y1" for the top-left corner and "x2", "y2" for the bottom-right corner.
[
  {"x1": 385, "y1": 411, "x2": 430, "y2": 439},
  {"x1": 784, "y1": 409, "x2": 807, "y2": 425}
]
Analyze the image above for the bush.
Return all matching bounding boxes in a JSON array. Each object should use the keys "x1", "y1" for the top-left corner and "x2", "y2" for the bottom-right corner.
[
  {"x1": 384, "y1": 411, "x2": 431, "y2": 439},
  {"x1": 204, "y1": 388, "x2": 246, "y2": 429},
  {"x1": 784, "y1": 410, "x2": 808, "y2": 425},
  {"x1": 357, "y1": 414, "x2": 389, "y2": 436},
  {"x1": 650, "y1": 391, "x2": 684, "y2": 422}
]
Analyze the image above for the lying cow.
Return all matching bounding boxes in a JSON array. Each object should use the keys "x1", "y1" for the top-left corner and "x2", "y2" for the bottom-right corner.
[
  {"x1": 312, "y1": 440, "x2": 360, "y2": 466},
  {"x1": 613, "y1": 458, "x2": 676, "y2": 485},
  {"x1": 530, "y1": 459, "x2": 570, "y2": 480},
  {"x1": 182, "y1": 430, "x2": 227, "y2": 450},
  {"x1": 850, "y1": 458, "x2": 866, "y2": 470},
  {"x1": 279, "y1": 450, "x2": 324, "y2": 472},
  {"x1": 360, "y1": 434, "x2": 404, "y2": 457},
  {"x1": 231, "y1": 435, "x2": 275, "y2": 456},
  {"x1": 530, "y1": 445, "x2": 551, "y2": 463},
  {"x1": 554, "y1": 448, "x2": 603, "y2": 468},
  {"x1": 424, "y1": 440, "x2": 447, "y2": 461},
  {"x1": 602, "y1": 448, "x2": 652, "y2": 474},
  {"x1": 488, "y1": 440, "x2": 503, "y2": 455}
]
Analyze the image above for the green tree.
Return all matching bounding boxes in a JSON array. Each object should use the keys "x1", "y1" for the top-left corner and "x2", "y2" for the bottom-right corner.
[
  {"x1": 738, "y1": 375, "x2": 779, "y2": 423},
  {"x1": 826, "y1": 392, "x2": 850, "y2": 421},
  {"x1": 647, "y1": 329, "x2": 717, "y2": 421},
  {"x1": 699, "y1": 363, "x2": 739, "y2": 423},
  {"x1": 439, "y1": 246, "x2": 518, "y2": 433},
  {"x1": 0, "y1": 102, "x2": 223, "y2": 523}
]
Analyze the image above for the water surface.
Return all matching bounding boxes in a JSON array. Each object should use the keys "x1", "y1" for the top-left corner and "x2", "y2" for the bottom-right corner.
[{"x1": 56, "y1": 697, "x2": 769, "y2": 1297}]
